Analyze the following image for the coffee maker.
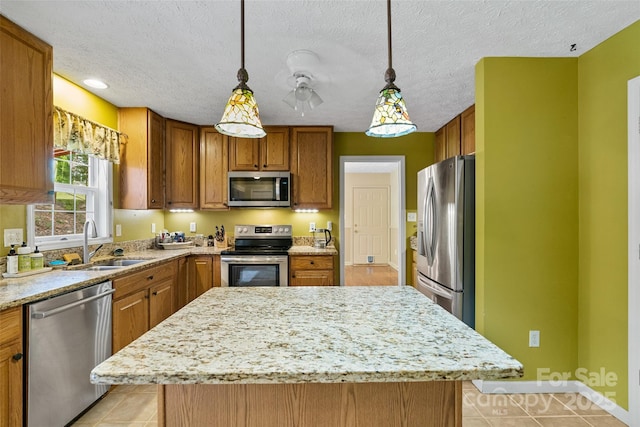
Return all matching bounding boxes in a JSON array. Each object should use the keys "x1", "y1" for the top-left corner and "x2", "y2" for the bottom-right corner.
[{"x1": 313, "y1": 228, "x2": 332, "y2": 249}]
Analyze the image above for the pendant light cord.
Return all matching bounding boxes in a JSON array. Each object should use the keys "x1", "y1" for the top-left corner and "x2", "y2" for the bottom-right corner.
[
  {"x1": 241, "y1": 0, "x2": 245, "y2": 71},
  {"x1": 387, "y1": 0, "x2": 392, "y2": 71}
]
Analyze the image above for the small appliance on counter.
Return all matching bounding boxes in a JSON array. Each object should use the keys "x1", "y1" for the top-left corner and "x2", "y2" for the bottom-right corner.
[{"x1": 313, "y1": 228, "x2": 332, "y2": 248}]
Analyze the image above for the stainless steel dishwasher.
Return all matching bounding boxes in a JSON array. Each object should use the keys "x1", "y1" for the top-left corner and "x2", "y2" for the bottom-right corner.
[{"x1": 26, "y1": 281, "x2": 114, "y2": 427}]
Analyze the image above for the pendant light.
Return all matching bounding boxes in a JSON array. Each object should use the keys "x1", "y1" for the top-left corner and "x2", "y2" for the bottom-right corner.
[
  {"x1": 365, "y1": 0, "x2": 417, "y2": 138},
  {"x1": 215, "y1": 0, "x2": 266, "y2": 138}
]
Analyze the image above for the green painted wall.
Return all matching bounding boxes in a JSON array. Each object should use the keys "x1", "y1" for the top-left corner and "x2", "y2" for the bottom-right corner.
[
  {"x1": 577, "y1": 20, "x2": 640, "y2": 410},
  {"x1": 476, "y1": 58, "x2": 579, "y2": 381}
]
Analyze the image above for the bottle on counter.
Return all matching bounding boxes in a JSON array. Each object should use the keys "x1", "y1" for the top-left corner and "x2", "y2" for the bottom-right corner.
[
  {"x1": 17, "y1": 242, "x2": 32, "y2": 272},
  {"x1": 6, "y1": 245, "x2": 18, "y2": 274},
  {"x1": 31, "y1": 246, "x2": 44, "y2": 270}
]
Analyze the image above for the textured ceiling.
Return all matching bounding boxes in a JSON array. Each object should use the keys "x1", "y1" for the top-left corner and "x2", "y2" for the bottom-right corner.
[{"x1": 1, "y1": 1, "x2": 639, "y2": 132}]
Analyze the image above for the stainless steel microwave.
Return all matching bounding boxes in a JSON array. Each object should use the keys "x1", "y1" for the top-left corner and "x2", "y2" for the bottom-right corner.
[{"x1": 228, "y1": 171, "x2": 291, "y2": 207}]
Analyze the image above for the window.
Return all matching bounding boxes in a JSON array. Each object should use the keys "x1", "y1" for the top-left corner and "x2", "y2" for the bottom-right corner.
[{"x1": 28, "y1": 149, "x2": 113, "y2": 250}]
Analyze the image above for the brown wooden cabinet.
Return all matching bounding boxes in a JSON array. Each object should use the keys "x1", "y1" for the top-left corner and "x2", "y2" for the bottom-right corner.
[
  {"x1": 229, "y1": 126, "x2": 290, "y2": 171},
  {"x1": 112, "y1": 261, "x2": 177, "y2": 352},
  {"x1": 165, "y1": 119, "x2": 199, "y2": 209},
  {"x1": 461, "y1": 105, "x2": 475, "y2": 155},
  {"x1": 290, "y1": 126, "x2": 333, "y2": 210},
  {"x1": 0, "y1": 16, "x2": 53, "y2": 205},
  {"x1": 175, "y1": 256, "x2": 189, "y2": 311},
  {"x1": 0, "y1": 307, "x2": 23, "y2": 427},
  {"x1": 187, "y1": 255, "x2": 220, "y2": 302},
  {"x1": 290, "y1": 255, "x2": 335, "y2": 286},
  {"x1": 434, "y1": 128, "x2": 446, "y2": 163},
  {"x1": 434, "y1": 105, "x2": 475, "y2": 162},
  {"x1": 118, "y1": 108, "x2": 165, "y2": 209},
  {"x1": 200, "y1": 127, "x2": 229, "y2": 210}
]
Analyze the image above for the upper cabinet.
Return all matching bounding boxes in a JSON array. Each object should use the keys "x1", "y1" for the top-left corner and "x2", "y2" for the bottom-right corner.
[
  {"x1": 0, "y1": 16, "x2": 53, "y2": 204},
  {"x1": 165, "y1": 119, "x2": 199, "y2": 209},
  {"x1": 434, "y1": 104, "x2": 475, "y2": 162},
  {"x1": 461, "y1": 105, "x2": 475, "y2": 155},
  {"x1": 118, "y1": 108, "x2": 165, "y2": 209},
  {"x1": 200, "y1": 127, "x2": 229, "y2": 210},
  {"x1": 229, "y1": 126, "x2": 290, "y2": 171},
  {"x1": 290, "y1": 126, "x2": 333, "y2": 210}
]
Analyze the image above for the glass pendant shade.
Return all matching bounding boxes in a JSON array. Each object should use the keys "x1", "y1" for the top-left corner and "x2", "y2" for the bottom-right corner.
[
  {"x1": 366, "y1": 87, "x2": 417, "y2": 137},
  {"x1": 215, "y1": 87, "x2": 266, "y2": 138}
]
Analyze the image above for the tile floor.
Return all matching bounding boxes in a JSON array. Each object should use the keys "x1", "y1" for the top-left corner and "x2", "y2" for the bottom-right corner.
[{"x1": 71, "y1": 381, "x2": 627, "y2": 426}]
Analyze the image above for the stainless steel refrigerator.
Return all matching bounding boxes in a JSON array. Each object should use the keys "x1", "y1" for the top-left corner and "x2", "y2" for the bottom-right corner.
[{"x1": 416, "y1": 155, "x2": 475, "y2": 328}]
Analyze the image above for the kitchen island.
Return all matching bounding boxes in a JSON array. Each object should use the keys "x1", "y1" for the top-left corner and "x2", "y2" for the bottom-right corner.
[{"x1": 91, "y1": 286, "x2": 522, "y2": 426}]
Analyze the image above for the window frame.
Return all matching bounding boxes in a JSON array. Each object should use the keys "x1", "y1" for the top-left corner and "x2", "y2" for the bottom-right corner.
[{"x1": 27, "y1": 155, "x2": 113, "y2": 251}]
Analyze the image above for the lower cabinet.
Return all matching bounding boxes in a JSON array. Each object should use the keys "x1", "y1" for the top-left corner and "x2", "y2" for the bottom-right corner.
[
  {"x1": 290, "y1": 255, "x2": 335, "y2": 286},
  {"x1": 112, "y1": 261, "x2": 177, "y2": 353},
  {"x1": 187, "y1": 255, "x2": 220, "y2": 303},
  {"x1": 0, "y1": 307, "x2": 22, "y2": 427}
]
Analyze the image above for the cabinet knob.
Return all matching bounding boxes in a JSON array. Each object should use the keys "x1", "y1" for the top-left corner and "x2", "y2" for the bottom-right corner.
[
  {"x1": 12, "y1": 353, "x2": 23, "y2": 361},
  {"x1": 310, "y1": 261, "x2": 315, "y2": 265},
  {"x1": 263, "y1": 164, "x2": 267, "y2": 168},
  {"x1": 152, "y1": 291, "x2": 158, "y2": 296},
  {"x1": 254, "y1": 164, "x2": 258, "y2": 169},
  {"x1": 151, "y1": 199, "x2": 156, "y2": 203},
  {"x1": 147, "y1": 275, "x2": 154, "y2": 280},
  {"x1": 167, "y1": 201, "x2": 172, "y2": 205}
]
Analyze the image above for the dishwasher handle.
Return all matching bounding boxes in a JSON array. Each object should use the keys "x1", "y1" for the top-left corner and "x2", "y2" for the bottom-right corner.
[{"x1": 31, "y1": 288, "x2": 115, "y2": 319}]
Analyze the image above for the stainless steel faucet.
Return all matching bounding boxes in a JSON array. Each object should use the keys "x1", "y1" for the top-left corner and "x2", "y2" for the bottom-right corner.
[{"x1": 83, "y1": 219, "x2": 103, "y2": 263}]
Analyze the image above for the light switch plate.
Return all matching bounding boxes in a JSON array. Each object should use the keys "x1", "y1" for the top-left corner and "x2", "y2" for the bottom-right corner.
[
  {"x1": 151, "y1": 223, "x2": 156, "y2": 233},
  {"x1": 407, "y1": 212, "x2": 417, "y2": 222},
  {"x1": 4, "y1": 228, "x2": 23, "y2": 247},
  {"x1": 115, "y1": 224, "x2": 122, "y2": 237},
  {"x1": 190, "y1": 222, "x2": 197, "y2": 232}
]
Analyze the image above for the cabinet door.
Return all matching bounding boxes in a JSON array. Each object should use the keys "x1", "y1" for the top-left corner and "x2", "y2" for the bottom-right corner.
[
  {"x1": 290, "y1": 127, "x2": 333, "y2": 209},
  {"x1": 290, "y1": 270, "x2": 334, "y2": 286},
  {"x1": 0, "y1": 341, "x2": 22, "y2": 427},
  {"x1": 461, "y1": 105, "x2": 475, "y2": 155},
  {"x1": 188, "y1": 256, "x2": 214, "y2": 302},
  {"x1": 113, "y1": 289, "x2": 149, "y2": 353},
  {"x1": 434, "y1": 128, "x2": 446, "y2": 163},
  {"x1": 149, "y1": 279, "x2": 174, "y2": 328},
  {"x1": 0, "y1": 16, "x2": 53, "y2": 205},
  {"x1": 445, "y1": 116, "x2": 461, "y2": 158},
  {"x1": 229, "y1": 137, "x2": 259, "y2": 171},
  {"x1": 176, "y1": 257, "x2": 189, "y2": 311},
  {"x1": 260, "y1": 127, "x2": 289, "y2": 171},
  {"x1": 165, "y1": 119, "x2": 199, "y2": 208},
  {"x1": 118, "y1": 108, "x2": 165, "y2": 209},
  {"x1": 213, "y1": 255, "x2": 221, "y2": 287},
  {"x1": 200, "y1": 127, "x2": 229, "y2": 210}
]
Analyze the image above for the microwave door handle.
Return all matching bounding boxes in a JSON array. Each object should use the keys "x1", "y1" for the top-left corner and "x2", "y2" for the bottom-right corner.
[{"x1": 275, "y1": 177, "x2": 281, "y2": 201}]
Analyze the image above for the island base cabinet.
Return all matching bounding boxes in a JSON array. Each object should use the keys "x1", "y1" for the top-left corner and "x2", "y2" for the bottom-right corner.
[{"x1": 158, "y1": 381, "x2": 462, "y2": 427}]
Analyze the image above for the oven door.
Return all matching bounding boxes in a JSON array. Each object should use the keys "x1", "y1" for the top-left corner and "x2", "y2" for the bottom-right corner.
[{"x1": 220, "y1": 255, "x2": 288, "y2": 287}]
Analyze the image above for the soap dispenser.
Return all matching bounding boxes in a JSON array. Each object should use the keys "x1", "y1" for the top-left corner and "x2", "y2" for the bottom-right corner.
[
  {"x1": 6, "y1": 245, "x2": 18, "y2": 274},
  {"x1": 31, "y1": 246, "x2": 44, "y2": 269}
]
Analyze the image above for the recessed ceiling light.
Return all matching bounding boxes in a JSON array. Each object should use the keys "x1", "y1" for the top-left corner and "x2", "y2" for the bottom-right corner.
[{"x1": 83, "y1": 79, "x2": 108, "y2": 89}]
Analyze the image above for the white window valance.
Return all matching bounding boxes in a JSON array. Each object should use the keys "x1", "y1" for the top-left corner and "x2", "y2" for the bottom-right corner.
[{"x1": 53, "y1": 106, "x2": 125, "y2": 164}]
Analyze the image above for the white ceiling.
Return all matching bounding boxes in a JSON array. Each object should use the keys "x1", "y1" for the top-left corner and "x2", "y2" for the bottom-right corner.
[{"x1": 1, "y1": 1, "x2": 639, "y2": 132}]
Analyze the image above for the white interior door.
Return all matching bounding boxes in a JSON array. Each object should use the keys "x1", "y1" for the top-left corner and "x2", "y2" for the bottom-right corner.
[
  {"x1": 628, "y1": 75, "x2": 640, "y2": 427},
  {"x1": 352, "y1": 187, "x2": 389, "y2": 265}
]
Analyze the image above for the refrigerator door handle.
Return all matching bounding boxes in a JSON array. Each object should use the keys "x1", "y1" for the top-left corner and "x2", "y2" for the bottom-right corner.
[
  {"x1": 418, "y1": 188, "x2": 427, "y2": 257},
  {"x1": 425, "y1": 177, "x2": 437, "y2": 265},
  {"x1": 417, "y1": 275, "x2": 454, "y2": 299}
]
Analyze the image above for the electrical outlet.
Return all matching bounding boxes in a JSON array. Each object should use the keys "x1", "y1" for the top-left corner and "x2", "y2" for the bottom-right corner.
[
  {"x1": 529, "y1": 330, "x2": 540, "y2": 347},
  {"x1": 326, "y1": 221, "x2": 332, "y2": 231},
  {"x1": 115, "y1": 224, "x2": 122, "y2": 237},
  {"x1": 151, "y1": 223, "x2": 156, "y2": 233},
  {"x1": 190, "y1": 222, "x2": 197, "y2": 232},
  {"x1": 309, "y1": 222, "x2": 316, "y2": 232},
  {"x1": 4, "y1": 228, "x2": 23, "y2": 247}
]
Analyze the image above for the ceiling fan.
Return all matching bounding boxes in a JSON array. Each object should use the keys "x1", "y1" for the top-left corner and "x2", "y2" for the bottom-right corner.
[{"x1": 282, "y1": 50, "x2": 324, "y2": 116}]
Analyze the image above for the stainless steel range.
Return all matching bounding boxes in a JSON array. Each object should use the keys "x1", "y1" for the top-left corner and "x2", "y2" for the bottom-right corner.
[{"x1": 220, "y1": 225, "x2": 292, "y2": 287}]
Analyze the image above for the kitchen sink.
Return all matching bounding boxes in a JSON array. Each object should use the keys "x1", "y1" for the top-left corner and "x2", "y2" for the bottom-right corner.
[
  {"x1": 93, "y1": 259, "x2": 148, "y2": 267},
  {"x1": 84, "y1": 265, "x2": 125, "y2": 271}
]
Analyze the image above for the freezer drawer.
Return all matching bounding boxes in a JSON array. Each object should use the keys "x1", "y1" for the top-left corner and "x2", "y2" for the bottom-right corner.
[{"x1": 416, "y1": 274, "x2": 463, "y2": 319}]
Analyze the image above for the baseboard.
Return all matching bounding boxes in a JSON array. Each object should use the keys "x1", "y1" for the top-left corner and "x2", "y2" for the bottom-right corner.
[
  {"x1": 388, "y1": 261, "x2": 399, "y2": 270},
  {"x1": 472, "y1": 380, "x2": 629, "y2": 425}
]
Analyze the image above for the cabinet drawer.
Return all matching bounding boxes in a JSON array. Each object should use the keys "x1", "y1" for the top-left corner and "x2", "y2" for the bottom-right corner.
[
  {"x1": 113, "y1": 261, "x2": 177, "y2": 299},
  {"x1": 290, "y1": 255, "x2": 333, "y2": 270},
  {"x1": 0, "y1": 306, "x2": 21, "y2": 344}
]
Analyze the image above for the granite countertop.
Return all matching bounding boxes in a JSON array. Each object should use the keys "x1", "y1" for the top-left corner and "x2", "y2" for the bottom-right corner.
[
  {"x1": 0, "y1": 245, "x2": 337, "y2": 310},
  {"x1": 91, "y1": 286, "x2": 523, "y2": 385}
]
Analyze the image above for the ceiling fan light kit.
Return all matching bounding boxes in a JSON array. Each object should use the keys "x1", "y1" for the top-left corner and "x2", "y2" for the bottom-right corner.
[
  {"x1": 283, "y1": 73, "x2": 324, "y2": 116},
  {"x1": 366, "y1": 0, "x2": 417, "y2": 138},
  {"x1": 215, "y1": 0, "x2": 266, "y2": 138}
]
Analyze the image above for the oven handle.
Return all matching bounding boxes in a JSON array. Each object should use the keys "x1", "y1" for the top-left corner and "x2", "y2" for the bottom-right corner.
[{"x1": 220, "y1": 256, "x2": 288, "y2": 264}]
